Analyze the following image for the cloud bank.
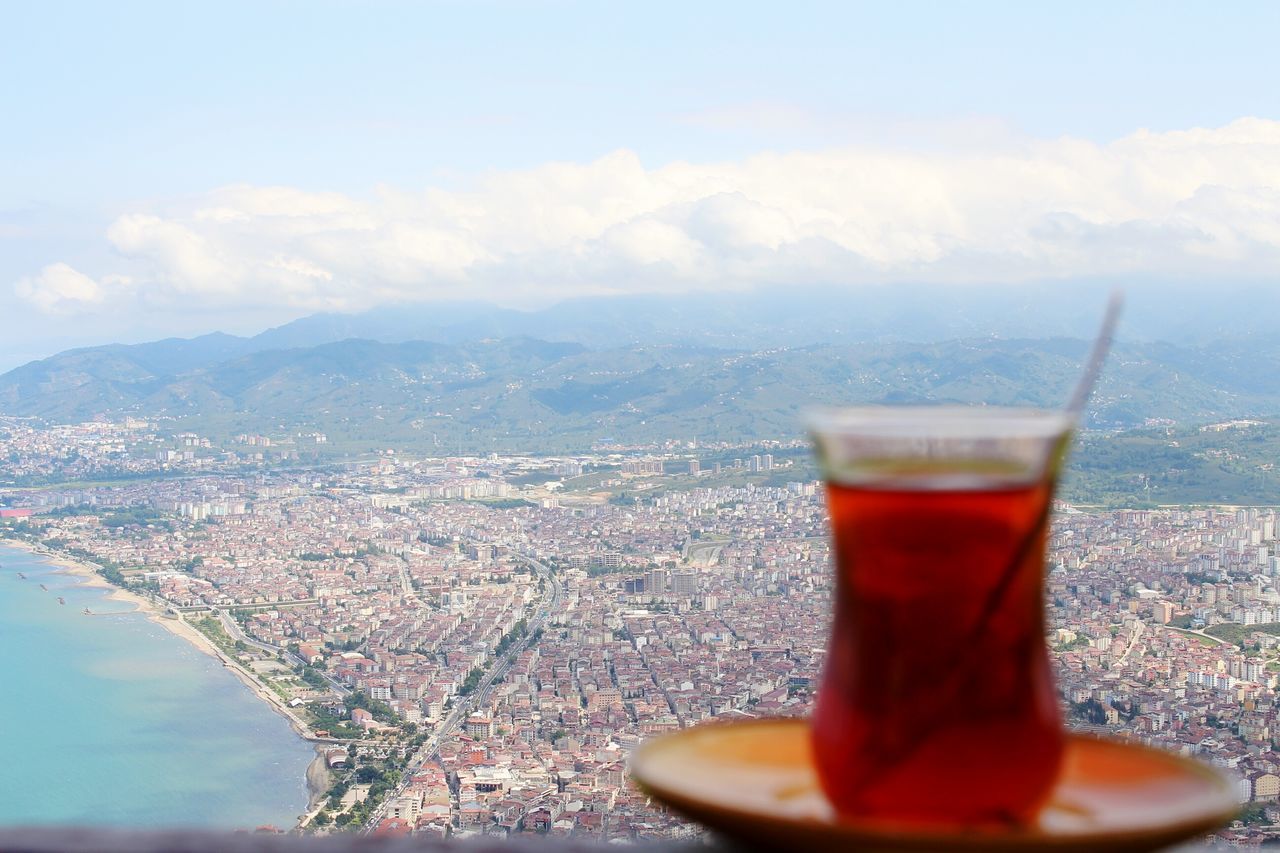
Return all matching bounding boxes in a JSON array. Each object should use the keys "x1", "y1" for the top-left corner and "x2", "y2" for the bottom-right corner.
[{"x1": 17, "y1": 118, "x2": 1280, "y2": 314}]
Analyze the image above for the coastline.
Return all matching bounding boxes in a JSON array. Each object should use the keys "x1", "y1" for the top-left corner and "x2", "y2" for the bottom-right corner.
[
  {"x1": 6, "y1": 538, "x2": 156, "y2": 612},
  {"x1": 292, "y1": 746, "x2": 336, "y2": 831},
  {"x1": 306, "y1": 747, "x2": 334, "y2": 811},
  {"x1": 2, "y1": 537, "x2": 330, "y2": 828}
]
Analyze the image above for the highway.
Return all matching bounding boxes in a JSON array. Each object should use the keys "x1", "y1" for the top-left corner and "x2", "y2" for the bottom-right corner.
[
  {"x1": 213, "y1": 607, "x2": 351, "y2": 696},
  {"x1": 361, "y1": 552, "x2": 561, "y2": 833}
]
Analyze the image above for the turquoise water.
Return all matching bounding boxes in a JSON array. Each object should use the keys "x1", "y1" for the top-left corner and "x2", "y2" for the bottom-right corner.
[{"x1": 0, "y1": 543, "x2": 313, "y2": 829}]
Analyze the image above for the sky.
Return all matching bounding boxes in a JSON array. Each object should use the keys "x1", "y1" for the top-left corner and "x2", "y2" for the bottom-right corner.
[{"x1": 3, "y1": 0, "x2": 1280, "y2": 369}]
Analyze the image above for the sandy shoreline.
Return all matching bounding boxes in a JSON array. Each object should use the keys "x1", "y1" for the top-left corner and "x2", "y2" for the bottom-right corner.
[
  {"x1": 3, "y1": 537, "x2": 332, "y2": 827},
  {"x1": 8, "y1": 539, "x2": 157, "y2": 612}
]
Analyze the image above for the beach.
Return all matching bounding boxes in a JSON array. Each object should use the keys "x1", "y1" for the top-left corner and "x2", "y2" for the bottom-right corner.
[
  {"x1": 7, "y1": 539, "x2": 156, "y2": 610},
  {"x1": 8, "y1": 540, "x2": 318, "y2": 734},
  {"x1": 0, "y1": 540, "x2": 313, "y2": 829},
  {"x1": 3, "y1": 538, "x2": 326, "y2": 827}
]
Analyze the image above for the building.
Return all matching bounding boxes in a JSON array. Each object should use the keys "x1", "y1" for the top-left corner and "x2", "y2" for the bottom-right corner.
[
  {"x1": 1250, "y1": 772, "x2": 1280, "y2": 802},
  {"x1": 466, "y1": 714, "x2": 493, "y2": 740}
]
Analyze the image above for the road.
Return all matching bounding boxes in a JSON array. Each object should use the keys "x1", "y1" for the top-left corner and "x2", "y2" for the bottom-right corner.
[
  {"x1": 470, "y1": 555, "x2": 562, "y2": 707},
  {"x1": 1104, "y1": 619, "x2": 1145, "y2": 678},
  {"x1": 396, "y1": 560, "x2": 415, "y2": 601},
  {"x1": 1165, "y1": 625, "x2": 1229, "y2": 646},
  {"x1": 360, "y1": 552, "x2": 561, "y2": 833},
  {"x1": 684, "y1": 539, "x2": 726, "y2": 567},
  {"x1": 214, "y1": 607, "x2": 279, "y2": 655},
  {"x1": 213, "y1": 607, "x2": 350, "y2": 695}
]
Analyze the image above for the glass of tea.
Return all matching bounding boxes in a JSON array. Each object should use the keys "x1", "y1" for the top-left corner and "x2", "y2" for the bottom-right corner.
[{"x1": 807, "y1": 405, "x2": 1073, "y2": 827}]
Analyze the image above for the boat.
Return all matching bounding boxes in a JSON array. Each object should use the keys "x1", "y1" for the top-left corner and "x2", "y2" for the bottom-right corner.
[
  {"x1": 83, "y1": 608, "x2": 92, "y2": 615},
  {"x1": 39, "y1": 583, "x2": 48, "y2": 591},
  {"x1": 16, "y1": 572, "x2": 24, "y2": 579},
  {"x1": 58, "y1": 597, "x2": 66, "y2": 605}
]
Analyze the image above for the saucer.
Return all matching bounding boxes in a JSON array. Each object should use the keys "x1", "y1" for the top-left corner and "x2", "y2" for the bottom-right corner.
[{"x1": 631, "y1": 718, "x2": 1239, "y2": 851}]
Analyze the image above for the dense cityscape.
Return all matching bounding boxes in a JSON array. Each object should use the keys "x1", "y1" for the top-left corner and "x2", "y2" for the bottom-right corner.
[{"x1": 0, "y1": 417, "x2": 1276, "y2": 844}]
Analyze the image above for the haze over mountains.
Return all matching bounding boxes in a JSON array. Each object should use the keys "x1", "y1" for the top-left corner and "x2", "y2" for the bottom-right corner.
[
  {"x1": 108, "y1": 280, "x2": 1280, "y2": 354},
  {"x1": 3, "y1": 284, "x2": 1279, "y2": 450}
]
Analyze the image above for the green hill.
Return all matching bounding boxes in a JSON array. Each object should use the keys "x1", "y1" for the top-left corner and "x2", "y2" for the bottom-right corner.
[{"x1": 3, "y1": 335, "x2": 1280, "y2": 455}]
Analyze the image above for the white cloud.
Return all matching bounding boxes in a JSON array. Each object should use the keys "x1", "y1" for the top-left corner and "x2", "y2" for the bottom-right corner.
[
  {"x1": 13, "y1": 263, "x2": 130, "y2": 314},
  {"x1": 16, "y1": 118, "x2": 1280, "y2": 315}
]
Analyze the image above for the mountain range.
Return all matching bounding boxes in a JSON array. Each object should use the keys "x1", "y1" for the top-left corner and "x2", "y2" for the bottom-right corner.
[
  {"x1": 247, "y1": 281, "x2": 1280, "y2": 349},
  {"x1": 3, "y1": 313, "x2": 1279, "y2": 450}
]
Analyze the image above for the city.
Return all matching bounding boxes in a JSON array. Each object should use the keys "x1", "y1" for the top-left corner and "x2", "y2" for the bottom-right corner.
[{"x1": 3, "y1": 418, "x2": 1279, "y2": 844}]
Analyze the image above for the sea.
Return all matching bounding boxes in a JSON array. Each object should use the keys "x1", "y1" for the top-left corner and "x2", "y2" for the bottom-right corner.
[{"x1": 0, "y1": 542, "x2": 313, "y2": 829}]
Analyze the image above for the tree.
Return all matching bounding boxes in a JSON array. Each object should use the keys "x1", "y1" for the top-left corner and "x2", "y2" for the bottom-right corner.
[
  {"x1": 458, "y1": 666, "x2": 484, "y2": 696},
  {"x1": 1239, "y1": 802, "x2": 1269, "y2": 826},
  {"x1": 301, "y1": 666, "x2": 328, "y2": 689},
  {"x1": 312, "y1": 810, "x2": 331, "y2": 827}
]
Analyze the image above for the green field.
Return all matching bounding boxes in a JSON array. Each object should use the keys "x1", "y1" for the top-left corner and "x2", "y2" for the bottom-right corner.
[{"x1": 1204, "y1": 622, "x2": 1280, "y2": 646}]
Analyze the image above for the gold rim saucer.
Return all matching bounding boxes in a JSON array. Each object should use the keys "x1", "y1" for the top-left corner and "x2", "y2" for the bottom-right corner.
[{"x1": 631, "y1": 718, "x2": 1239, "y2": 852}]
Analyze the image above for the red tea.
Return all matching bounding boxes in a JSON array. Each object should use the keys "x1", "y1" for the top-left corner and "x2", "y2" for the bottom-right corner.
[{"x1": 812, "y1": 477, "x2": 1064, "y2": 826}]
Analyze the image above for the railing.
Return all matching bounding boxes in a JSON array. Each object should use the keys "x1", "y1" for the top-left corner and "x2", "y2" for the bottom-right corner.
[{"x1": 0, "y1": 828, "x2": 698, "y2": 853}]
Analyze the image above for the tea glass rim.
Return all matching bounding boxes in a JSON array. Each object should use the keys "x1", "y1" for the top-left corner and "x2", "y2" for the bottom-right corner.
[
  {"x1": 806, "y1": 405, "x2": 1076, "y2": 488},
  {"x1": 805, "y1": 404, "x2": 1076, "y2": 440}
]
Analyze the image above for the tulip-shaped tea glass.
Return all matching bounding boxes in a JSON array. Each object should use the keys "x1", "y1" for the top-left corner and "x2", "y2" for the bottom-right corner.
[{"x1": 808, "y1": 405, "x2": 1073, "y2": 827}]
